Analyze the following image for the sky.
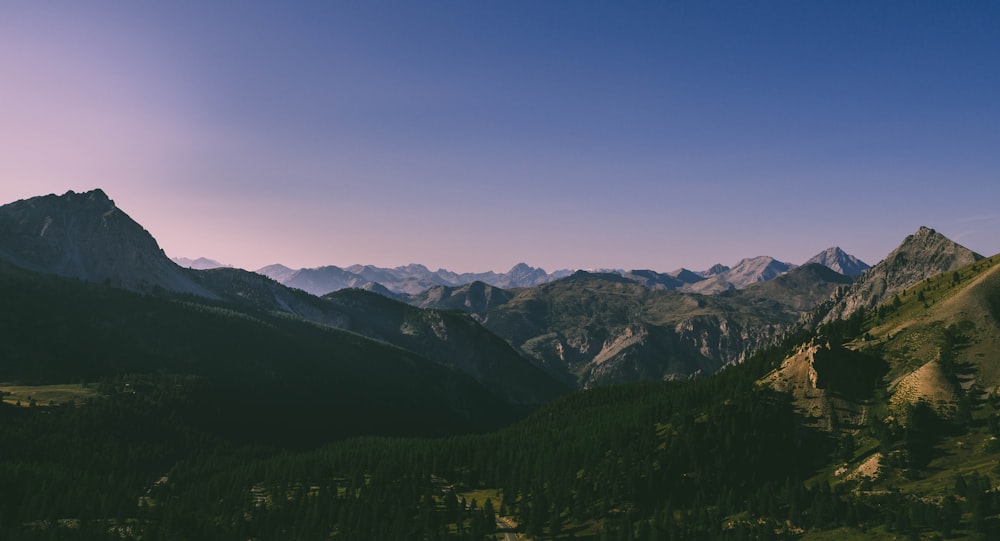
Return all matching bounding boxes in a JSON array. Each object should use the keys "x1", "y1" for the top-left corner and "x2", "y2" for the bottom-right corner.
[{"x1": 1, "y1": 1, "x2": 998, "y2": 273}]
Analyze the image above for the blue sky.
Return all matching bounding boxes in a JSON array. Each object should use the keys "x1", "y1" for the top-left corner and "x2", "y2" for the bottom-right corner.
[{"x1": 1, "y1": 1, "x2": 998, "y2": 272}]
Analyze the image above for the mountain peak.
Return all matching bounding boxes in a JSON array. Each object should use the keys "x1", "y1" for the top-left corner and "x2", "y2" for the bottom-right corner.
[
  {"x1": 85, "y1": 188, "x2": 110, "y2": 201},
  {"x1": 0, "y1": 189, "x2": 215, "y2": 297},
  {"x1": 819, "y1": 227, "x2": 981, "y2": 323},
  {"x1": 804, "y1": 247, "x2": 869, "y2": 276},
  {"x1": 892, "y1": 226, "x2": 983, "y2": 265},
  {"x1": 173, "y1": 257, "x2": 230, "y2": 270},
  {"x1": 700, "y1": 263, "x2": 730, "y2": 277}
]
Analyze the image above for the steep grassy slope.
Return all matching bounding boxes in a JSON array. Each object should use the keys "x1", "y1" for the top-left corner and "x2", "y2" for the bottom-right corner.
[{"x1": 766, "y1": 254, "x2": 1000, "y2": 506}]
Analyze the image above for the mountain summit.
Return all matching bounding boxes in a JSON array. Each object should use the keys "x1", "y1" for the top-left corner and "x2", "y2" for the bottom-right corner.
[
  {"x1": 0, "y1": 189, "x2": 215, "y2": 297},
  {"x1": 819, "y1": 226, "x2": 982, "y2": 323},
  {"x1": 805, "y1": 247, "x2": 869, "y2": 276},
  {"x1": 683, "y1": 256, "x2": 795, "y2": 294}
]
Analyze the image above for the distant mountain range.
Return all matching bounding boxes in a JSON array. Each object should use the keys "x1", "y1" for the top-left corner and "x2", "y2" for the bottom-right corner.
[
  {"x1": 1, "y1": 188, "x2": 980, "y2": 391},
  {"x1": 172, "y1": 256, "x2": 230, "y2": 270},
  {"x1": 406, "y1": 264, "x2": 855, "y2": 387},
  {"x1": 252, "y1": 261, "x2": 574, "y2": 296},
  {"x1": 4, "y1": 191, "x2": 999, "y2": 541},
  {"x1": 240, "y1": 249, "x2": 867, "y2": 297},
  {"x1": 0, "y1": 189, "x2": 565, "y2": 411}
]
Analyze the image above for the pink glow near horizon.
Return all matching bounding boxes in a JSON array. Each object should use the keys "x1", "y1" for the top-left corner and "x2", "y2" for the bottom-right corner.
[{"x1": 2, "y1": 3, "x2": 998, "y2": 273}]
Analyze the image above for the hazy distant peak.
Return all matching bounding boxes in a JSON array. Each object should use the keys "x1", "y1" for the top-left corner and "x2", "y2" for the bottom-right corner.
[
  {"x1": 507, "y1": 262, "x2": 540, "y2": 273},
  {"x1": 725, "y1": 256, "x2": 795, "y2": 283},
  {"x1": 173, "y1": 257, "x2": 230, "y2": 270},
  {"x1": 397, "y1": 263, "x2": 431, "y2": 274},
  {"x1": 683, "y1": 256, "x2": 794, "y2": 294},
  {"x1": 700, "y1": 263, "x2": 730, "y2": 277},
  {"x1": 804, "y1": 247, "x2": 869, "y2": 276},
  {"x1": 667, "y1": 268, "x2": 704, "y2": 285}
]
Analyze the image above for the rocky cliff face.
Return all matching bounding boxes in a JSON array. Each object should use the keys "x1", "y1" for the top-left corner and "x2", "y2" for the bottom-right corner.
[
  {"x1": 0, "y1": 189, "x2": 215, "y2": 297},
  {"x1": 819, "y1": 227, "x2": 981, "y2": 323},
  {"x1": 412, "y1": 270, "x2": 851, "y2": 388}
]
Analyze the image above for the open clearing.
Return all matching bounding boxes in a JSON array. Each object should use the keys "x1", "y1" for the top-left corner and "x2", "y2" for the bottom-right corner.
[{"x1": 0, "y1": 383, "x2": 97, "y2": 407}]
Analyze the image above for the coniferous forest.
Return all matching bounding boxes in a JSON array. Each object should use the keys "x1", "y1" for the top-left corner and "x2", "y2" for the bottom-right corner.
[
  {"x1": 5, "y1": 1, "x2": 1000, "y2": 538},
  {"x1": 2, "y1": 221, "x2": 1000, "y2": 540},
  {"x1": 4, "y1": 318, "x2": 1000, "y2": 540}
]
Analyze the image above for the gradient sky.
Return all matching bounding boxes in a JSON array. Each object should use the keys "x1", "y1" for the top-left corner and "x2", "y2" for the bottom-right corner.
[{"x1": 2, "y1": 1, "x2": 998, "y2": 273}]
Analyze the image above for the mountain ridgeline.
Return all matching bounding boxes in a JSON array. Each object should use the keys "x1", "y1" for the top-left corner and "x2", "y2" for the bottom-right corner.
[
  {"x1": 812, "y1": 226, "x2": 983, "y2": 325},
  {"x1": 406, "y1": 265, "x2": 854, "y2": 387},
  {"x1": 0, "y1": 189, "x2": 968, "y2": 392},
  {"x1": 255, "y1": 261, "x2": 575, "y2": 296},
  {"x1": 4, "y1": 189, "x2": 1000, "y2": 540}
]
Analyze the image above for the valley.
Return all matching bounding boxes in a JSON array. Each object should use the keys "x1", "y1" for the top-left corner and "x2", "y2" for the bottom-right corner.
[{"x1": 2, "y1": 190, "x2": 1000, "y2": 540}]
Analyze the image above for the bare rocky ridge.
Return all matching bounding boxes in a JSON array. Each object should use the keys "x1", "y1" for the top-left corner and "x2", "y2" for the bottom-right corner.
[
  {"x1": 682, "y1": 256, "x2": 796, "y2": 294},
  {"x1": 818, "y1": 227, "x2": 982, "y2": 324},
  {"x1": 0, "y1": 189, "x2": 216, "y2": 298},
  {"x1": 409, "y1": 265, "x2": 854, "y2": 388}
]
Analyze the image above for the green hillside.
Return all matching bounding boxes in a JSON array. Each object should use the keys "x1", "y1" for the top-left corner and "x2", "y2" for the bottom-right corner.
[{"x1": 5, "y1": 249, "x2": 1000, "y2": 540}]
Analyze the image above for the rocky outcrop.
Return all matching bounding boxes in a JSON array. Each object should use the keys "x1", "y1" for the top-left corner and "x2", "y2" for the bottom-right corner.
[
  {"x1": 682, "y1": 256, "x2": 796, "y2": 294},
  {"x1": 819, "y1": 227, "x2": 981, "y2": 323},
  {"x1": 0, "y1": 189, "x2": 215, "y2": 297}
]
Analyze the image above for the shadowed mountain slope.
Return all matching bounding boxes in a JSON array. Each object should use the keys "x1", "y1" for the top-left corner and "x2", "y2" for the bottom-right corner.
[
  {"x1": 0, "y1": 189, "x2": 215, "y2": 297},
  {"x1": 0, "y1": 190, "x2": 564, "y2": 406},
  {"x1": 0, "y1": 260, "x2": 520, "y2": 441},
  {"x1": 321, "y1": 288, "x2": 569, "y2": 403},
  {"x1": 191, "y1": 269, "x2": 566, "y2": 405}
]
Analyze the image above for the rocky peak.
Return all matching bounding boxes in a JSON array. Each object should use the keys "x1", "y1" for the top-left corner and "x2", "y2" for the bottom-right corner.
[
  {"x1": 804, "y1": 247, "x2": 870, "y2": 276},
  {"x1": 700, "y1": 263, "x2": 730, "y2": 277},
  {"x1": 819, "y1": 226, "x2": 982, "y2": 323},
  {"x1": 0, "y1": 189, "x2": 215, "y2": 297},
  {"x1": 668, "y1": 268, "x2": 705, "y2": 285}
]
